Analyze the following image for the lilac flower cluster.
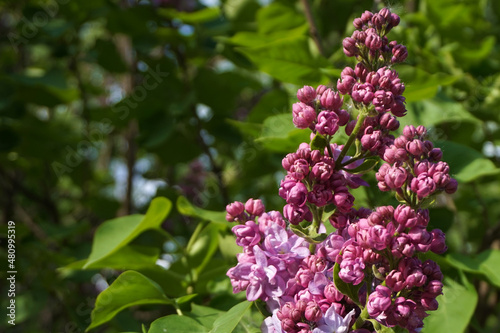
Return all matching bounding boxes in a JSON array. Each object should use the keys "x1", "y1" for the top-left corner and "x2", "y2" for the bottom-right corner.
[
  {"x1": 226, "y1": 199, "x2": 310, "y2": 302},
  {"x1": 342, "y1": 8, "x2": 407, "y2": 67},
  {"x1": 226, "y1": 8, "x2": 456, "y2": 333},
  {"x1": 293, "y1": 85, "x2": 349, "y2": 135},
  {"x1": 280, "y1": 142, "x2": 368, "y2": 225},
  {"x1": 377, "y1": 125, "x2": 458, "y2": 203}
]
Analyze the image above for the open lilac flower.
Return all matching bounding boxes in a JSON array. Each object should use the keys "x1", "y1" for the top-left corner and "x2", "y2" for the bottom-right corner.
[
  {"x1": 313, "y1": 307, "x2": 356, "y2": 333},
  {"x1": 247, "y1": 246, "x2": 286, "y2": 301}
]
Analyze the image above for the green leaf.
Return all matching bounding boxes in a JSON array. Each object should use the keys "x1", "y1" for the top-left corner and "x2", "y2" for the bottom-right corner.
[
  {"x1": 95, "y1": 39, "x2": 128, "y2": 73},
  {"x1": 333, "y1": 262, "x2": 362, "y2": 306},
  {"x1": 226, "y1": 119, "x2": 262, "y2": 138},
  {"x1": 397, "y1": 65, "x2": 458, "y2": 102},
  {"x1": 188, "y1": 223, "x2": 221, "y2": 274},
  {"x1": 87, "y1": 271, "x2": 173, "y2": 331},
  {"x1": 209, "y1": 301, "x2": 252, "y2": 333},
  {"x1": 187, "y1": 304, "x2": 224, "y2": 329},
  {"x1": 175, "y1": 294, "x2": 198, "y2": 305},
  {"x1": 435, "y1": 141, "x2": 500, "y2": 183},
  {"x1": 290, "y1": 224, "x2": 326, "y2": 244},
  {"x1": 83, "y1": 244, "x2": 160, "y2": 270},
  {"x1": 256, "y1": 114, "x2": 310, "y2": 153},
  {"x1": 248, "y1": 89, "x2": 289, "y2": 123},
  {"x1": 83, "y1": 197, "x2": 171, "y2": 269},
  {"x1": 149, "y1": 315, "x2": 209, "y2": 333},
  {"x1": 422, "y1": 275, "x2": 478, "y2": 333},
  {"x1": 310, "y1": 133, "x2": 328, "y2": 151},
  {"x1": 158, "y1": 7, "x2": 221, "y2": 24},
  {"x1": 176, "y1": 196, "x2": 229, "y2": 226},
  {"x1": 256, "y1": 2, "x2": 306, "y2": 35},
  {"x1": 446, "y1": 250, "x2": 500, "y2": 288},
  {"x1": 402, "y1": 93, "x2": 480, "y2": 128},
  {"x1": 236, "y1": 37, "x2": 329, "y2": 85}
]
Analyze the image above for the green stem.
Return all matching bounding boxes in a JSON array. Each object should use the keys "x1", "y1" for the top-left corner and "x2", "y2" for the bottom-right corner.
[
  {"x1": 174, "y1": 302, "x2": 184, "y2": 316},
  {"x1": 336, "y1": 112, "x2": 368, "y2": 169},
  {"x1": 308, "y1": 207, "x2": 323, "y2": 253},
  {"x1": 186, "y1": 221, "x2": 207, "y2": 253},
  {"x1": 353, "y1": 306, "x2": 369, "y2": 330}
]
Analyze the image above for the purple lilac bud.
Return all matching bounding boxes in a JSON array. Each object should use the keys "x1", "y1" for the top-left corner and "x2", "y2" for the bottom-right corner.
[
  {"x1": 343, "y1": 37, "x2": 358, "y2": 57},
  {"x1": 289, "y1": 159, "x2": 310, "y2": 180},
  {"x1": 361, "y1": 10, "x2": 373, "y2": 23},
  {"x1": 280, "y1": 180, "x2": 308, "y2": 206},
  {"x1": 324, "y1": 283, "x2": 344, "y2": 302},
  {"x1": 429, "y1": 148, "x2": 443, "y2": 161},
  {"x1": 406, "y1": 139, "x2": 425, "y2": 156},
  {"x1": 425, "y1": 280, "x2": 443, "y2": 297},
  {"x1": 336, "y1": 109, "x2": 350, "y2": 126},
  {"x1": 339, "y1": 257, "x2": 365, "y2": 285},
  {"x1": 366, "y1": 71, "x2": 380, "y2": 86},
  {"x1": 421, "y1": 297, "x2": 438, "y2": 311},
  {"x1": 311, "y1": 161, "x2": 334, "y2": 181},
  {"x1": 297, "y1": 85, "x2": 317, "y2": 104},
  {"x1": 410, "y1": 173, "x2": 436, "y2": 199},
  {"x1": 308, "y1": 184, "x2": 333, "y2": 207},
  {"x1": 226, "y1": 201, "x2": 245, "y2": 222},
  {"x1": 430, "y1": 229, "x2": 447, "y2": 254},
  {"x1": 386, "y1": 297, "x2": 417, "y2": 328},
  {"x1": 292, "y1": 102, "x2": 317, "y2": 129},
  {"x1": 245, "y1": 198, "x2": 265, "y2": 217},
  {"x1": 337, "y1": 76, "x2": 357, "y2": 95},
  {"x1": 354, "y1": 63, "x2": 369, "y2": 81},
  {"x1": 368, "y1": 224, "x2": 391, "y2": 250},
  {"x1": 391, "y1": 234, "x2": 415, "y2": 258},
  {"x1": 408, "y1": 227, "x2": 433, "y2": 252},
  {"x1": 232, "y1": 221, "x2": 261, "y2": 247},
  {"x1": 352, "y1": 83, "x2": 375, "y2": 104},
  {"x1": 320, "y1": 89, "x2": 343, "y2": 110},
  {"x1": 305, "y1": 301, "x2": 322, "y2": 322},
  {"x1": 365, "y1": 31, "x2": 383, "y2": 50},
  {"x1": 384, "y1": 166, "x2": 407, "y2": 189},
  {"x1": 367, "y1": 285, "x2": 393, "y2": 317},
  {"x1": 391, "y1": 45, "x2": 407, "y2": 64},
  {"x1": 353, "y1": 17, "x2": 364, "y2": 29},
  {"x1": 296, "y1": 267, "x2": 314, "y2": 287},
  {"x1": 373, "y1": 90, "x2": 394, "y2": 113},
  {"x1": 316, "y1": 111, "x2": 340, "y2": 136},
  {"x1": 379, "y1": 112, "x2": 400, "y2": 131},
  {"x1": 361, "y1": 127, "x2": 383, "y2": 152},
  {"x1": 258, "y1": 211, "x2": 286, "y2": 233},
  {"x1": 283, "y1": 203, "x2": 312, "y2": 225},
  {"x1": 386, "y1": 270, "x2": 405, "y2": 292},
  {"x1": 390, "y1": 95, "x2": 407, "y2": 117},
  {"x1": 333, "y1": 190, "x2": 355, "y2": 213},
  {"x1": 445, "y1": 178, "x2": 458, "y2": 194}
]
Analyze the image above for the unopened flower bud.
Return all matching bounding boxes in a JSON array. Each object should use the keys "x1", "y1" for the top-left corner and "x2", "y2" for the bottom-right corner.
[
  {"x1": 343, "y1": 37, "x2": 358, "y2": 57},
  {"x1": 226, "y1": 201, "x2": 245, "y2": 222},
  {"x1": 320, "y1": 89, "x2": 343, "y2": 110},
  {"x1": 353, "y1": 17, "x2": 364, "y2": 29},
  {"x1": 430, "y1": 229, "x2": 447, "y2": 254},
  {"x1": 365, "y1": 32, "x2": 383, "y2": 50},
  {"x1": 391, "y1": 44, "x2": 408, "y2": 63},
  {"x1": 445, "y1": 178, "x2": 458, "y2": 194},
  {"x1": 297, "y1": 85, "x2": 317, "y2": 104},
  {"x1": 305, "y1": 301, "x2": 322, "y2": 322}
]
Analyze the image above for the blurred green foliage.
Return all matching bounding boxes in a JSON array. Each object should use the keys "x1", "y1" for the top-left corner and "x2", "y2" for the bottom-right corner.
[{"x1": 1, "y1": 0, "x2": 500, "y2": 332}]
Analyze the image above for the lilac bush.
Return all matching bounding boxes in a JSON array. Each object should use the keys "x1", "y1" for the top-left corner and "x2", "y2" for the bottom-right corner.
[{"x1": 226, "y1": 8, "x2": 457, "y2": 333}]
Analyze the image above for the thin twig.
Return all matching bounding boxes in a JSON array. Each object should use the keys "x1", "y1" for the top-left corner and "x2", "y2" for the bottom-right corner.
[{"x1": 300, "y1": 0, "x2": 326, "y2": 57}]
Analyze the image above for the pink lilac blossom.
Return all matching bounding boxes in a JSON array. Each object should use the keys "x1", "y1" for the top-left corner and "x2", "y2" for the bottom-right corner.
[{"x1": 227, "y1": 7, "x2": 456, "y2": 333}]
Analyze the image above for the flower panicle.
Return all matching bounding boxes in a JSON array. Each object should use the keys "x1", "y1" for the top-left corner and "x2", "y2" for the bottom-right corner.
[{"x1": 226, "y1": 7, "x2": 456, "y2": 333}]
